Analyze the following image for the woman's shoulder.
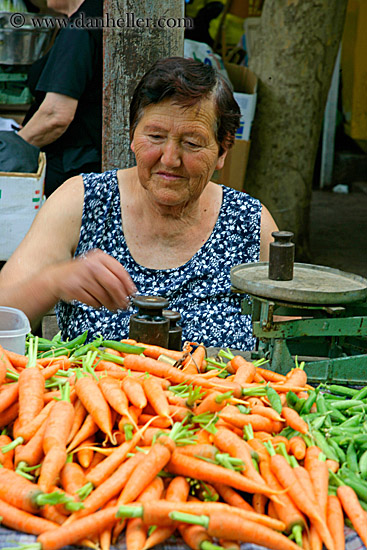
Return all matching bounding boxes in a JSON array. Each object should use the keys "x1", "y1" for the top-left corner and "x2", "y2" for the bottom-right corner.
[
  {"x1": 221, "y1": 184, "x2": 262, "y2": 215},
  {"x1": 81, "y1": 169, "x2": 119, "y2": 198}
]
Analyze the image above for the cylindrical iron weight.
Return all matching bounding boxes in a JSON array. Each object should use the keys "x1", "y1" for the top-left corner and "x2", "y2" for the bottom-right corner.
[{"x1": 268, "y1": 231, "x2": 295, "y2": 281}]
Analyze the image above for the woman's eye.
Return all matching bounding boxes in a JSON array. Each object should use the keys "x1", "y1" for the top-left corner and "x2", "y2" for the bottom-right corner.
[
  {"x1": 185, "y1": 141, "x2": 201, "y2": 148},
  {"x1": 149, "y1": 134, "x2": 164, "y2": 140}
]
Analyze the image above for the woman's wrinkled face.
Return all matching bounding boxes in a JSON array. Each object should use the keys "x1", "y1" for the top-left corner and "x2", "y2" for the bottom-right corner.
[{"x1": 131, "y1": 98, "x2": 227, "y2": 211}]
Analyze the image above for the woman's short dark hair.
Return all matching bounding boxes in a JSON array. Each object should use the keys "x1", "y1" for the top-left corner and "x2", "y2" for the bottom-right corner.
[{"x1": 130, "y1": 57, "x2": 241, "y2": 156}]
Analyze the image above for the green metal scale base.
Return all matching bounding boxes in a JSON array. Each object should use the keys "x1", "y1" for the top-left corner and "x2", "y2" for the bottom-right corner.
[{"x1": 231, "y1": 262, "x2": 367, "y2": 385}]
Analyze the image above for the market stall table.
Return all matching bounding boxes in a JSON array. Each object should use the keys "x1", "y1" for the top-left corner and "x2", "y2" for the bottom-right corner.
[{"x1": 0, "y1": 525, "x2": 366, "y2": 549}]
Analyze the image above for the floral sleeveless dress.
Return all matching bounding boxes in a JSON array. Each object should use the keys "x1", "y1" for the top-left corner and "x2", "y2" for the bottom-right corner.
[{"x1": 56, "y1": 169, "x2": 262, "y2": 350}]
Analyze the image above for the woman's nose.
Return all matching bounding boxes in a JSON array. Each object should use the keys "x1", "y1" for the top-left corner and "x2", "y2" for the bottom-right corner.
[{"x1": 160, "y1": 140, "x2": 181, "y2": 167}]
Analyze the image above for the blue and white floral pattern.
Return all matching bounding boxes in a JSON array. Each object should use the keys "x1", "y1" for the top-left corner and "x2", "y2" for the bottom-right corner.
[{"x1": 56, "y1": 169, "x2": 261, "y2": 350}]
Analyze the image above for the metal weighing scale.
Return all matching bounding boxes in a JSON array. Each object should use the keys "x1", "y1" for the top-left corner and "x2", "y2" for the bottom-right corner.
[{"x1": 230, "y1": 235, "x2": 367, "y2": 386}]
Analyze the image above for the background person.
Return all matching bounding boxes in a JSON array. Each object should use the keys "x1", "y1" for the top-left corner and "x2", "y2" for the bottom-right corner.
[
  {"x1": 17, "y1": 0, "x2": 102, "y2": 197},
  {"x1": 0, "y1": 57, "x2": 278, "y2": 350}
]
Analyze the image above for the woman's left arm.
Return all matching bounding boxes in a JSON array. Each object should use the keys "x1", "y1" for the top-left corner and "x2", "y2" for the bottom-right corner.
[{"x1": 259, "y1": 205, "x2": 279, "y2": 261}]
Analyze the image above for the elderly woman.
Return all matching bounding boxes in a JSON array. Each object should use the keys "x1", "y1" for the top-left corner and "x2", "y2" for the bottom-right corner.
[{"x1": 0, "y1": 57, "x2": 277, "y2": 350}]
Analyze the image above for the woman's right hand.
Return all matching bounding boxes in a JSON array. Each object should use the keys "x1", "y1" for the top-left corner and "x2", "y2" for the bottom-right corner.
[{"x1": 48, "y1": 249, "x2": 137, "y2": 310}]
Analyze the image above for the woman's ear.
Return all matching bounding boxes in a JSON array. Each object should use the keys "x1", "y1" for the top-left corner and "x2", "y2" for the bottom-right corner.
[
  {"x1": 130, "y1": 140, "x2": 135, "y2": 153},
  {"x1": 215, "y1": 149, "x2": 228, "y2": 171}
]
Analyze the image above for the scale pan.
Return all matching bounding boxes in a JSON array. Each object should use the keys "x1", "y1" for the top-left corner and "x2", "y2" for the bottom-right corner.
[{"x1": 230, "y1": 262, "x2": 367, "y2": 305}]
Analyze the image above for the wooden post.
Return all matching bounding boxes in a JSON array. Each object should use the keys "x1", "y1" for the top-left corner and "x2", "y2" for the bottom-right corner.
[
  {"x1": 245, "y1": 0, "x2": 348, "y2": 260},
  {"x1": 102, "y1": 0, "x2": 186, "y2": 170}
]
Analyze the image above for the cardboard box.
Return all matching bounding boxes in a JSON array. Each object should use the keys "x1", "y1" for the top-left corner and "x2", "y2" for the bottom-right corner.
[
  {"x1": 212, "y1": 62, "x2": 258, "y2": 191},
  {"x1": 212, "y1": 140, "x2": 251, "y2": 191},
  {"x1": 0, "y1": 152, "x2": 45, "y2": 261}
]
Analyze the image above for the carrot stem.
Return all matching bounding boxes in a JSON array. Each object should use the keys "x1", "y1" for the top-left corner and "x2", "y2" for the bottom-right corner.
[
  {"x1": 291, "y1": 525, "x2": 303, "y2": 547},
  {"x1": 117, "y1": 505, "x2": 144, "y2": 519},
  {"x1": 201, "y1": 541, "x2": 226, "y2": 550},
  {"x1": 170, "y1": 511, "x2": 209, "y2": 528}
]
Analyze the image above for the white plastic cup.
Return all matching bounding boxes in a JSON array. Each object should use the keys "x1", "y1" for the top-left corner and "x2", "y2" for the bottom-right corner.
[{"x1": 0, "y1": 306, "x2": 31, "y2": 354}]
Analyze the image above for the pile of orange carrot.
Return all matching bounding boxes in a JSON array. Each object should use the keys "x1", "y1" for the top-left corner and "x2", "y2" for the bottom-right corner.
[{"x1": 0, "y1": 336, "x2": 366, "y2": 550}]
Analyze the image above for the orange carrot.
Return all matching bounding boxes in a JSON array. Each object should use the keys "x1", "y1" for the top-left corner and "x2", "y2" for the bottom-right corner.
[
  {"x1": 0, "y1": 497, "x2": 58, "y2": 535},
  {"x1": 288, "y1": 435, "x2": 307, "y2": 460},
  {"x1": 138, "y1": 414, "x2": 172, "y2": 428},
  {"x1": 195, "y1": 510, "x2": 301, "y2": 550},
  {"x1": 138, "y1": 426, "x2": 169, "y2": 446},
  {"x1": 133, "y1": 499, "x2": 285, "y2": 532},
  {"x1": 167, "y1": 449, "x2": 281, "y2": 497},
  {"x1": 76, "y1": 436, "x2": 95, "y2": 469},
  {"x1": 212, "y1": 483, "x2": 254, "y2": 512},
  {"x1": 0, "y1": 401, "x2": 19, "y2": 428},
  {"x1": 3, "y1": 348, "x2": 30, "y2": 370},
  {"x1": 142, "y1": 376, "x2": 170, "y2": 419},
  {"x1": 325, "y1": 458, "x2": 339, "y2": 473},
  {"x1": 86, "y1": 429, "x2": 143, "y2": 488},
  {"x1": 67, "y1": 414, "x2": 99, "y2": 453},
  {"x1": 0, "y1": 344, "x2": 15, "y2": 384},
  {"x1": 38, "y1": 446, "x2": 68, "y2": 493},
  {"x1": 326, "y1": 494, "x2": 345, "y2": 550},
  {"x1": 178, "y1": 522, "x2": 212, "y2": 550},
  {"x1": 141, "y1": 344, "x2": 183, "y2": 361},
  {"x1": 304, "y1": 445, "x2": 323, "y2": 468},
  {"x1": 118, "y1": 434, "x2": 176, "y2": 505},
  {"x1": 252, "y1": 493, "x2": 267, "y2": 515},
  {"x1": 118, "y1": 405, "x2": 141, "y2": 435},
  {"x1": 337, "y1": 485, "x2": 367, "y2": 546},
  {"x1": 256, "y1": 368, "x2": 287, "y2": 383},
  {"x1": 284, "y1": 368, "x2": 308, "y2": 387},
  {"x1": 125, "y1": 515, "x2": 147, "y2": 550},
  {"x1": 183, "y1": 345, "x2": 206, "y2": 374},
  {"x1": 70, "y1": 452, "x2": 145, "y2": 523},
  {"x1": 99, "y1": 376, "x2": 138, "y2": 428},
  {"x1": 302, "y1": 529, "x2": 311, "y2": 550},
  {"x1": 115, "y1": 474, "x2": 164, "y2": 546},
  {"x1": 14, "y1": 419, "x2": 48, "y2": 468},
  {"x1": 271, "y1": 435, "x2": 290, "y2": 452},
  {"x1": 0, "y1": 467, "x2": 48, "y2": 513},
  {"x1": 60, "y1": 460, "x2": 87, "y2": 496},
  {"x1": 212, "y1": 427, "x2": 275, "y2": 493},
  {"x1": 43, "y1": 399, "x2": 75, "y2": 455},
  {"x1": 281, "y1": 407, "x2": 309, "y2": 434},
  {"x1": 37, "y1": 506, "x2": 120, "y2": 550},
  {"x1": 232, "y1": 357, "x2": 256, "y2": 384},
  {"x1": 18, "y1": 366, "x2": 45, "y2": 427},
  {"x1": 0, "y1": 382, "x2": 19, "y2": 413},
  {"x1": 122, "y1": 354, "x2": 213, "y2": 390},
  {"x1": 259, "y1": 457, "x2": 306, "y2": 534},
  {"x1": 143, "y1": 476, "x2": 190, "y2": 550},
  {"x1": 305, "y1": 456, "x2": 329, "y2": 522},
  {"x1": 218, "y1": 539, "x2": 241, "y2": 550},
  {"x1": 66, "y1": 398, "x2": 87, "y2": 445},
  {"x1": 40, "y1": 504, "x2": 68, "y2": 526},
  {"x1": 309, "y1": 524, "x2": 323, "y2": 550},
  {"x1": 122, "y1": 376, "x2": 147, "y2": 409},
  {"x1": 269, "y1": 453, "x2": 334, "y2": 550},
  {"x1": 99, "y1": 498, "x2": 118, "y2": 550},
  {"x1": 219, "y1": 406, "x2": 274, "y2": 432},
  {"x1": 177, "y1": 443, "x2": 218, "y2": 461},
  {"x1": 249, "y1": 405, "x2": 284, "y2": 422},
  {"x1": 0, "y1": 433, "x2": 14, "y2": 469},
  {"x1": 37, "y1": 385, "x2": 75, "y2": 492},
  {"x1": 15, "y1": 400, "x2": 56, "y2": 443},
  {"x1": 75, "y1": 374, "x2": 114, "y2": 444},
  {"x1": 194, "y1": 390, "x2": 231, "y2": 416}
]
